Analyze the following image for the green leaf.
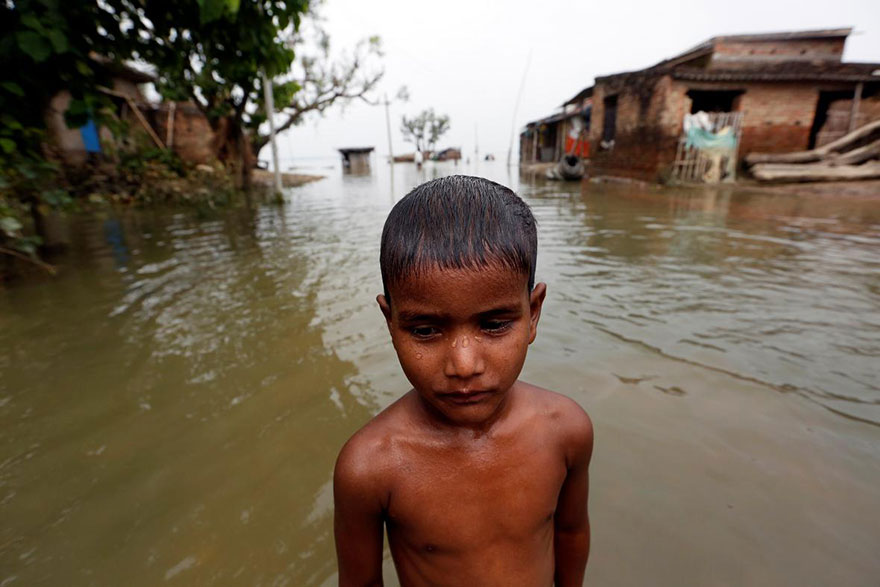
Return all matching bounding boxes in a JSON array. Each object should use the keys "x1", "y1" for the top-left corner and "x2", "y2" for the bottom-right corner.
[
  {"x1": 0, "y1": 138, "x2": 15, "y2": 154},
  {"x1": 198, "y1": 0, "x2": 227, "y2": 24},
  {"x1": 17, "y1": 31, "x2": 51, "y2": 62},
  {"x1": 76, "y1": 60, "x2": 92, "y2": 76},
  {"x1": 1, "y1": 82, "x2": 24, "y2": 97},
  {"x1": 17, "y1": 240, "x2": 37, "y2": 255},
  {"x1": 21, "y1": 15, "x2": 43, "y2": 32},
  {"x1": 48, "y1": 29, "x2": 68, "y2": 53},
  {"x1": 226, "y1": 0, "x2": 240, "y2": 14},
  {"x1": 1, "y1": 114, "x2": 23, "y2": 130},
  {"x1": 0, "y1": 216, "x2": 23, "y2": 235}
]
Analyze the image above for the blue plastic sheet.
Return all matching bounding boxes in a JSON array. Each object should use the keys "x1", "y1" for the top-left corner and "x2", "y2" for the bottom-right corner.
[
  {"x1": 80, "y1": 119, "x2": 101, "y2": 153},
  {"x1": 685, "y1": 127, "x2": 736, "y2": 151}
]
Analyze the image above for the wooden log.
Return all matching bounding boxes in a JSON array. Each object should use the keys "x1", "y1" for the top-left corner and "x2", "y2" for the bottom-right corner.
[
  {"x1": 827, "y1": 138, "x2": 880, "y2": 166},
  {"x1": 750, "y1": 161, "x2": 880, "y2": 182},
  {"x1": 745, "y1": 118, "x2": 880, "y2": 166}
]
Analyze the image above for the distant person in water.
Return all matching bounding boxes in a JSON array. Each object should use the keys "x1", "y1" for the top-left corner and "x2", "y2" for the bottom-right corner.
[
  {"x1": 334, "y1": 175, "x2": 594, "y2": 586},
  {"x1": 414, "y1": 149, "x2": 423, "y2": 169}
]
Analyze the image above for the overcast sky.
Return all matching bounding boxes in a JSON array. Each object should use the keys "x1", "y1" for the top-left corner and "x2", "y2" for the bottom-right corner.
[{"x1": 273, "y1": 0, "x2": 880, "y2": 166}]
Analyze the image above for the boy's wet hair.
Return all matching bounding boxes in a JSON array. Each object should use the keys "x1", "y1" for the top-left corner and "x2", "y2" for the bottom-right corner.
[{"x1": 380, "y1": 175, "x2": 537, "y2": 301}]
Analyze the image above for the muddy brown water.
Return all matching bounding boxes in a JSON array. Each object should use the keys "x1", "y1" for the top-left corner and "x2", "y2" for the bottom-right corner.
[{"x1": 1, "y1": 161, "x2": 879, "y2": 586}]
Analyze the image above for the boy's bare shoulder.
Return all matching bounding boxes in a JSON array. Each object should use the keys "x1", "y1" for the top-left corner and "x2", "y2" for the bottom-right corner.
[
  {"x1": 334, "y1": 395, "x2": 411, "y2": 493},
  {"x1": 516, "y1": 382, "x2": 594, "y2": 461}
]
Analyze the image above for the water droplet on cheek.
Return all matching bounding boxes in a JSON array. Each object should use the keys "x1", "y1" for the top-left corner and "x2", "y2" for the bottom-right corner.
[
  {"x1": 474, "y1": 335, "x2": 483, "y2": 343},
  {"x1": 461, "y1": 336, "x2": 470, "y2": 348},
  {"x1": 451, "y1": 339, "x2": 457, "y2": 348},
  {"x1": 416, "y1": 353, "x2": 423, "y2": 360}
]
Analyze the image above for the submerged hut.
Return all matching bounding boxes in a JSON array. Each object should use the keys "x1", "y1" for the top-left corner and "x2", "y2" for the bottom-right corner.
[
  {"x1": 338, "y1": 147, "x2": 374, "y2": 173},
  {"x1": 587, "y1": 28, "x2": 880, "y2": 183}
]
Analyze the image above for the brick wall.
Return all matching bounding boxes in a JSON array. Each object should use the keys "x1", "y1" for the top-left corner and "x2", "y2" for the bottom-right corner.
[
  {"x1": 589, "y1": 74, "x2": 684, "y2": 181},
  {"x1": 154, "y1": 102, "x2": 216, "y2": 165},
  {"x1": 737, "y1": 83, "x2": 818, "y2": 154}
]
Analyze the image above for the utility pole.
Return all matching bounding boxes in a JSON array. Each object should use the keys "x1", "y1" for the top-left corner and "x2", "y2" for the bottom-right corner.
[
  {"x1": 508, "y1": 51, "x2": 532, "y2": 167},
  {"x1": 384, "y1": 93, "x2": 394, "y2": 164},
  {"x1": 474, "y1": 123, "x2": 479, "y2": 162},
  {"x1": 262, "y1": 71, "x2": 282, "y2": 194}
]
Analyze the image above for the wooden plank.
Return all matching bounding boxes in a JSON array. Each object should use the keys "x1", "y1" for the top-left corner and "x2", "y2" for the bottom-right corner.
[
  {"x1": 166, "y1": 101, "x2": 176, "y2": 148},
  {"x1": 848, "y1": 82, "x2": 864, "y2": 134},
  {"x1": 98, "y1": 86, "x2": 165, "y2": 149}
]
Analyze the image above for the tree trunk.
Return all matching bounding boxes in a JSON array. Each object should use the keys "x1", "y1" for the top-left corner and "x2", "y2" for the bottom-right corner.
[
  {"x1": 208, "y1": 114, "x2": 256, "y2": 189},
  {"x1": 252, "y1": 134, "x2": 270, "y2": 165}
]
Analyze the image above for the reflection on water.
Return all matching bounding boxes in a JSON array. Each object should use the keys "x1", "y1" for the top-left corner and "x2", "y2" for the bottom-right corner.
[{"x1": 1, "y1": 161, "x2": 879, "y2": 585}]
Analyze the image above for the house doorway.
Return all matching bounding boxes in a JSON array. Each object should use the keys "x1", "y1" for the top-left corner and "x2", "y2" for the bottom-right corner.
[
  {"x1": 601, "y1": 94, "x2": 618, "y2": 146},
  {"x1": 687, "y1": 90, "x2": 743, "y2": 113},
  {"x1": 808, "y1": 90, "x2": 853, "y2": 149}
]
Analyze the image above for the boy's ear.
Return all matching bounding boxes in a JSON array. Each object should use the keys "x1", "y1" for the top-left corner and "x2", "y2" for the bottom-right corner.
[
  {"x1": 528, "y1": 282, "x2": 547, "y2": 344},
  {"x1": 377, "y1": 294, "x2": 393, "y2": 325}
]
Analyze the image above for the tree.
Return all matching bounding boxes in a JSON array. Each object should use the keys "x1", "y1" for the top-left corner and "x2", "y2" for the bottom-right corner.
[
  {"x1": 249, "y1": 12, "x2": 385, "y2": 161},
  {"x1": 132, "y1": 0, "x2": 309, "y2": 187},
  {"x1": 1, "y1": 0, "x2": 143, "y2": 263},
  {"x1": 401, "y1": 108, "x2": 450, "y2": 155},
  {"x1": 428, "y1": 113, "x2": 450, "y2": 154},
  {"x1": 400, "y1": 110, "x2": 430, "y2": 153},
  {"x1": 1, "y1": 0, "x2": 311, "y2": 266}
]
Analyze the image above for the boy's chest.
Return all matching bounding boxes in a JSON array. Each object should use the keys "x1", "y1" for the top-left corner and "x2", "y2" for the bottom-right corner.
[{"x1": 384, "y1": 439, "x2": 567, "y2": 549}]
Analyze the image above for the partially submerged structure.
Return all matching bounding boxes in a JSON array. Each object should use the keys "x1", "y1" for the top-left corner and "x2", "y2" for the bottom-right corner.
[
  {"x1": 587, "y1": 28, "x2": 880, "y2": 182},
  {"x1": 45, "y1": 60, "x2": 157, "y2": 166},
  {"x1": 434, "y1": 147, "x2": 462, "y2": 161},
  {"x1": 44, "y1": 58, "x2": 224, "y2": 168},
  {"x1": 338, "y1": 147, "x2": 374, "y2": 173},
  {"x1": 520, "y1": 87, "x2": 592, "y2": 165}
]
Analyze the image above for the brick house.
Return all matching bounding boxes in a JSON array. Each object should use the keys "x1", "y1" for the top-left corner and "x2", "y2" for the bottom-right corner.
[
  {"x1": 520, "y1": 87, "x2": 592, "y2": 164},
  {"x1": 587, "y1": 28, "x2": 880, "y2": 182},
  {"x1": 44, "y1": 59, "x2": 157, "y2": 166}
]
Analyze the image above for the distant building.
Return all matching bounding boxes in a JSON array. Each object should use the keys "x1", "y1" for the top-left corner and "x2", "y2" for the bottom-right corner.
[
  {"x1": 45, "y1": 58, "x2": 156, "y2": 166},
  {"x1": 434, "y1": 147, "x2": 462, "y2": 161},
  {"x1": 520, "y1": 88, "x2": 592, "y2": 165},
  {"x1": 586, "y1": 28, "x2": 880, "y2": 182},
  {"x1": 153, "y1": 101, "x2": 218, "y2": 165},
  {"x1": 338, "y1": 147, "x2": 374, "y2": 173}
]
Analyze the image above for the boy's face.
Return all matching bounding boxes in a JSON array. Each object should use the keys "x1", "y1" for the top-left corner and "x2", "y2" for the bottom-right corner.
[{"x1": 378, "y1": 264, "x2": 546, "y2": 427}]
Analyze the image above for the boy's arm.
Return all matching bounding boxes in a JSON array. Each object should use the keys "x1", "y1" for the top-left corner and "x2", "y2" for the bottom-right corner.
[
  {"x1": 553, "y1": 404, "x2": 594, "y2": 587},
  {"x1": 334, "y1": 439, "x2": 387, "y2": 587}
]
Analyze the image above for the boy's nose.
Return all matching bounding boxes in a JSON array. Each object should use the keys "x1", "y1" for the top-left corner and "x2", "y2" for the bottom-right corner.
[{"x1": 443, "y1": 336, "x2": 485, "y2": 379}]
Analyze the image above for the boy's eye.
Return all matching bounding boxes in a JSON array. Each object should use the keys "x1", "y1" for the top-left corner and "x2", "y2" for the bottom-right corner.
[
  {"x1": 410, "y1": 326, "x2": 440, "y2": 338},
  {"x1": 481, "y1": 319, "x2": 512, "y2": 334}
]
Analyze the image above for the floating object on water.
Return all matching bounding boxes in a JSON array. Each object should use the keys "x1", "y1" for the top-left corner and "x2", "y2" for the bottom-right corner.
[{"x1": 546, "y1": 155, "x2": 585, "y2": 181}]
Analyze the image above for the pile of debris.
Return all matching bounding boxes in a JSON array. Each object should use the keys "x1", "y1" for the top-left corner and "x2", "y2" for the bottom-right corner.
[{"x1": 746, "y1": 119, "x2": 880, "y2": 182}]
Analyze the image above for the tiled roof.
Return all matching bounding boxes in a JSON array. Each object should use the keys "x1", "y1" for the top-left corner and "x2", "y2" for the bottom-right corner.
[{"x1": 673, "y1": 62, "x2": 880, "y2": 83}]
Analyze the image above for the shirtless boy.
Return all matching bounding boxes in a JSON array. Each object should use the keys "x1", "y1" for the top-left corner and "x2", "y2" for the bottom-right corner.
[{"x1": 334, "y1": 175, "x2": 594, "y2": 586}]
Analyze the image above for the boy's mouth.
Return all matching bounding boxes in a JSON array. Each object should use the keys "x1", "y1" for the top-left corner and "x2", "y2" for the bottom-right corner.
[{"x1": 440, "y1": 390, "x2": 491, "y2": 404}]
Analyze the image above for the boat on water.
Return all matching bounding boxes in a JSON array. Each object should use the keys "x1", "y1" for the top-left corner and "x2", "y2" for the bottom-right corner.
[{"x1": 546, "y1": 154, "x2": 585, "y2": 181}]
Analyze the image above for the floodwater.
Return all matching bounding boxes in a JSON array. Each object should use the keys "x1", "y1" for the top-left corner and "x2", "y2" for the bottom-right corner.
[{"x1": 1, "y1": 159, "x2": 879, "y2": 586}]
